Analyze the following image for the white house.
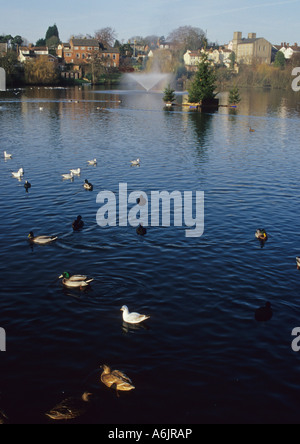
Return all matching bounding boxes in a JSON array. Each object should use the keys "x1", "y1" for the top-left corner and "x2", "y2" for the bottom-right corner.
[{"x1": 274, "y1": 43, "x2": 300, "y2": 59}]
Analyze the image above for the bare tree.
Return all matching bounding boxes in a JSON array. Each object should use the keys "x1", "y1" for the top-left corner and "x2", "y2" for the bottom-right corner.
[
  {"x1": 167, "y1": 26, "x2": 207, "y2": 51},
  {"x1": 94, "y1": 27, "x2": 117, "y2": 48}
]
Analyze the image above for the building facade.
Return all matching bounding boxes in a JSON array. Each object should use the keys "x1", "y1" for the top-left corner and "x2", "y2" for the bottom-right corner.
[
  {"x1": 231, "y1": 32, "x2": 272, "y2": 65},
  {"x1": 57, "y1": 38, "x2": 120, "y2": 68}
]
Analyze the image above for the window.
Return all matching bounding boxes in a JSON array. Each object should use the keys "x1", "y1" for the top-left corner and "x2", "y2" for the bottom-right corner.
[
  {"x1": 82, "y1": 54, "x2": 85, "y2": 59},
  {"x1": 76, "y1": 53, "x2": 80, "y2": 58},
  {"x1": 113, "y1": 54, "x2": 116, "y2": 60},
  {"x1": 74, "y1": 46, "x2": 79, "y2": 50},
  {"x1": 81, "y1": 47, "x2": 86, "y2": 50}
]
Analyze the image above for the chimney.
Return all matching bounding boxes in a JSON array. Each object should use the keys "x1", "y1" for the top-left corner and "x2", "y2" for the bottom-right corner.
[
  {"x1": 248, "y1": 33, "x2": 257, "y2": 39},
  {"x1": 295, "y1": 43, "x2": 298, "y2": 48},
  {"x1": 287, "y1": 43, "x2": 290, "y2": 47}
]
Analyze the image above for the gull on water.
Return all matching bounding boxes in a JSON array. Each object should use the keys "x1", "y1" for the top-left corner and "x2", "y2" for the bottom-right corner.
[{"x1": 120, "y1": 305, "x2": 150, "y2": 324}]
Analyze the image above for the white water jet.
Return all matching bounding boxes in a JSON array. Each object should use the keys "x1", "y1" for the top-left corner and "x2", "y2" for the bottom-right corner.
[{"x1": 124, "y1": 72, "x2": 173, "y2": 92}]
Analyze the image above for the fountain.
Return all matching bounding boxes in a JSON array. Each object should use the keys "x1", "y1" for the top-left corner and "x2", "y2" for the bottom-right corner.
[
  {"x1": 0, "y1": 68, "x2": 6, "y2": 91},
  {"x1": 124, "y1": 72, "x2": 173, "y2": 92}
]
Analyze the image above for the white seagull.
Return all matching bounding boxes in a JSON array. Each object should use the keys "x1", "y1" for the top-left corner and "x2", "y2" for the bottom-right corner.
[
  {"x1": 120, "y1": 305, "x2": 150, "y2": 324},
  {"x1": 131, "y1": 158, "x2": 140, "y2": 166},
  {"x1": 62, "y1": 172, "x2": 74, "y2": 180},
  {"x1": 4, "y1": 151, "x2": 12, "y2": 159},
  {"x1": 70, "y1": 168, "x2": 81, "y2": 175},
  {"x1": 12, "y1": 168, "x2": 24, "y2": 179},
  {"x1": 87, "y1": 159, "x2": 97, "y2": 165}
]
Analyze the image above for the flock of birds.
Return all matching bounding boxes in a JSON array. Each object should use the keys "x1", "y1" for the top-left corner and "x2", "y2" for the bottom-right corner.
[{"x1": 1, "y1": 148, "x2": 149, "y2": 422}]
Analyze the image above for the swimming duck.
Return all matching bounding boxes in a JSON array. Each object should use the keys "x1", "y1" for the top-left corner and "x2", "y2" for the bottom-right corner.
[
  {"x1": 249, "y1": 127, "x2": 255, "y2": 132},
  {"x1": 4, "y1": 151, "x2": 12, "y2": 159},
  {"x1": 136, "y1": 224, "x2": 147, "y2": 236},
  {"x1": 24, "y1": 180, "x2": 31, "y2": 192},
  {"x1": 255, "y1": 302, "x2": 273, "y2": 322},
  {"x1": 84, "y1": 179, "x2": 93, "y2": 191},
  {"x1": 72, "y1": 215, "x2": 84, "y2": 231},
  {"x1": 59, "y1": 272, "x2": 94, "y2": 289},
  {"x1": 131, "y1": 158, "x2": 140, "y2": 166},
  {"x1": 62, "y1": 172, "x2": 74, "y2": 180},
  {"x1": 121, "y1": 305, "x2": 150, "y2": 324},
  {"x1": 255, "y1": 229, "x2": 268, "y2": 242},
  {"x1": 296, "y1": 257, "x2": 300, "y2": 270},
  {"x1": 100, "y1": 365, "x2": 135, "y2": 395},
  {"x1": 87, "y1": 159, "x2": 97, "y2": 166},
  {"x1": 70, "y1": 168, "x2": 81, "y2": 175},
  {"x1": 45, "y1": 392, "x2": 92, "y2": 421},
  {"x1": 28, "y1": 232, "x2": 58, "y2": 245}
]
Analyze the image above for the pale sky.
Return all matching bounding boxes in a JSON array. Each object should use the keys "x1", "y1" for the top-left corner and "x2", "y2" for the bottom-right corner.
[{"x1": 1, "y1": 0, "x2": 299, "y2": 46}]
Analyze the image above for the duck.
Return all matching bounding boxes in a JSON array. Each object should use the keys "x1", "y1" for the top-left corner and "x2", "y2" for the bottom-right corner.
[
  {"x1": 70, "y1": 168, "x2": 81, "y2": 175},
  {"x1": 59, "y1": 272, "x2": 94, "y2": 289},
  {"x1": 121, "y1": 305, "x2": 150, "y2": 324},
  {"x1": 255, "y1": 302, "x2": 273, "y2": 322},
  {"x1": 28, "y1": 232, "x2": 58, "y2": 245},
  {"x1": 255, "y1": 229, "x2": 268, "y2": 242},
  {"x1": 249, "y1": 127, "x2": 255, "y2": 132},
  {"x1": 12, "y1": 168, "x2": 24, "y2": 179},
  {"x1": 4, "y1": 151, "x2": 12, "y2": 159},
  {"x1": 39, "y1": 107, "x2": 44, "y2": 111},
  {"x1": 296, "y1": 257, "x2": 300, "y2": 270},
  {"x1": 45, "y1": 392, "x2": 92, "y2": 421},
  {"x1": 100, "y1": 365, "x2": 135, "y2": 395},
  {"x1": 84, "y1": 179, "x2": 93, "y2": 191},
  {"x1": 24, "y1": 180, "x2": 31, "y2": 192},
  {"x1": 136, "y1": 224, "x2": 147, "y2": 236},
  {"x1": 131, "y1": 158, "x2": 140, "y2": 166},
  {"x1": 87, "y1": 159, "x2": 97, "y2": 166},
  {"x1": 72, "y1": 215, "x2": 84, "y2": 231}
]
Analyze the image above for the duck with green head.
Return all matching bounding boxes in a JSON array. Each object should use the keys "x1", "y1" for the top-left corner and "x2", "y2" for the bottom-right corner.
[{"x1": 59, "y1": 272, "x2": 94, "y2": 289}]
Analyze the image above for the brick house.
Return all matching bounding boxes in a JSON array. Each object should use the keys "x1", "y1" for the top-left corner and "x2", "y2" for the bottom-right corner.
[{"x1": 57, "y1": 38, "x2": 120, "y2": 68}]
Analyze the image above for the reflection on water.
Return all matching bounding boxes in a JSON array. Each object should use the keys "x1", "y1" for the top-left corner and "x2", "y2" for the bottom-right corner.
[{"x1": 1, "y1": 85, "x2": 300, "y2": 424}]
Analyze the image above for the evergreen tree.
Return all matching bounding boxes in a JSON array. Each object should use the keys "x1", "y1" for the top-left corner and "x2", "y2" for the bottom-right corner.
[
  {"x1": 45, "y1": 24, "x2": 59, "y2": 41},
  {"x1": 228, "y1": 85, "x2": 241, "y2": 105},
  {"x1": 188, "y1": 53, "x2": 217, "y2": 103},
  {"x1": 163, "y1": 84, "x2": 176, "y2": 103},
  {"x1": 274, "y1": 51, "x2": 286, "y2": 68}
]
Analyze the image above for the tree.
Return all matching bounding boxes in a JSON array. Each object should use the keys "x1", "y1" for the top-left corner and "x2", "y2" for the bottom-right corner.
[
  {"x1": 228, "y1": 85, "x2": 241, "y2": 105},
  {"x1": 36, "y1": 38, "x2": 46, "y2": 47},
  {"x1": 94, "y1": 27, "x2": 117, "y2": 48},
  {"x1": 163, "y1": 84, "x2": 176, "y2": 104},
  {"x1": 229, "y1": 51, "x2": 236, "y2": 69},
  {"x1": 274, "y1": 51, "x2": 286, "y2": 68},
  {"x1": 24, "y1": 56, "x2": 59, "y2": 85},
  {"x1": 45, "y1": 24, "x2": 59, "y2": 41},
  {"x1": 0, "y1": 52, "x2": 22, "y2": 85},
  {"x1": 167, "y1": 26, "x2": 207, "y2": 51},
  {"x1": 188, "y1": 53, "x2": 217, "y2": 103}
]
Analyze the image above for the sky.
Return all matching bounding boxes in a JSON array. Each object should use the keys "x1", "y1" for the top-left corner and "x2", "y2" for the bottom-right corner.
[{"x1": 0, "y1": 0, "x2": 300, "y2": 46}]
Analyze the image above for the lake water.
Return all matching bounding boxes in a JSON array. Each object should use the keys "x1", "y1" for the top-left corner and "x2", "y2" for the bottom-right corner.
[{"x1": 1, "y1": 85, "x2": 300, "y2": 424}]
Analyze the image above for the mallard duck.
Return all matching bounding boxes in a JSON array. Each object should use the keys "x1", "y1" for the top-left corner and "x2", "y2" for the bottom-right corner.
[
  {"x1": 249, "y1": 127, "x2": 255, "y2": 132},
  {"x1": 4, "y1": 151, "x2": 12, "y2": 159},
  {"x1": 70, "y1": 168, "x2": 81, "y2": 175},
  {"x1": 72, "y1": 215, "x2": 84, "y2": 231},
  {"x1": 84, "y1": 179, "x2": 93, "y2": 191},
  {"x1": 62, "y1": 172, "x2": 74, "y2": 180},
  {"x1": 255, "y1": 229, "x2": 268, "y2": 241},
  {"x1": 100, "y1": 365, "x2": 135, "y2": 395},
  {"x1": 24, "y1": 180, "x2": 31, "y2": 192},
  {"x1": 59, "y1": 272, "x2": 94, "y2": 289},
  {"x1": 131, "y1": 158, "x2": 140, "y2": 166},
  {"x1": 28, "y1": 232, "x2": 58, "y2": 245},
  {"x1": 87, "y1": 159, "x2": 97, "y2": 166},
  {"x1": 121, "y1": 305, "x2": 150, "y2": 324},
  {"x1": 296, "y1": 257, "x2": 300, "y2": 270},
  {"x1": 255, "y1": 302, "x2": 273, "y2": 322},
  {"x1": 136, "y1": 224, "x2": 147, "y2": 236},
  {"x1": 45, "y1": 392, "x2": 92, "y2": 421}
]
